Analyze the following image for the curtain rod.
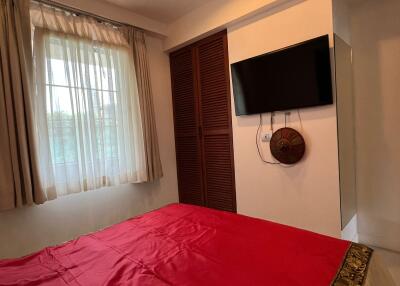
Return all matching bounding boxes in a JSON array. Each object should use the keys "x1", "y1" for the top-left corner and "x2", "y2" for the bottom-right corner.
[{"x1": 32, "y1": 0, "x2": 138, "y2": 29}]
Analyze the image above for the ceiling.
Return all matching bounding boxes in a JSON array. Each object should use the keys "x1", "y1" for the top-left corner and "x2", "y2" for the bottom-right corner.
[{"x1": 95, "y1": 0, "x2": 213, "y2": 23}]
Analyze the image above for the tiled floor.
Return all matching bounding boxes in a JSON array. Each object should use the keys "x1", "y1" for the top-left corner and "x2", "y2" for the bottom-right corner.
[{"x1": 374, "y1": 247, "x2": 400, "y2": 285}]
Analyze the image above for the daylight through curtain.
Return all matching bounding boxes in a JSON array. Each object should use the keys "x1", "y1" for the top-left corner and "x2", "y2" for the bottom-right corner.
[{"x1": 31, "y1": 4, "x2": 147, "y2": 198}]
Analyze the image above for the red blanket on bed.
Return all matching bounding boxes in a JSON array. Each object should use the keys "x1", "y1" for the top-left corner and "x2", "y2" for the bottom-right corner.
[{"x1": 0, "y1": 204, "x2": 350, "y2": 285}]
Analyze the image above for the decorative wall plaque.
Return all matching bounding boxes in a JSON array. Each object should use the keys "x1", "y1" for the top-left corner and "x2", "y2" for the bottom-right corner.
[{"x1": 270, "y1": 127, "x2": 305, "y2": 164}]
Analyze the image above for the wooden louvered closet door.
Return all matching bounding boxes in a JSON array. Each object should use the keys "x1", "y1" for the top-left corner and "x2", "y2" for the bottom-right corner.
[
  {"x1": 170, "y1": 48, "x2": 204, "y2": 206},
  {"x1": 170, "y1": 30, "x2": 236, "y2": 212}
]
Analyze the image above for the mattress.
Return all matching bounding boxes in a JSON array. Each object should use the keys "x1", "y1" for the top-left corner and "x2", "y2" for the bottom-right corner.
[{"x1": 0, "y1": 203, "x2": 394, "y2": 285}]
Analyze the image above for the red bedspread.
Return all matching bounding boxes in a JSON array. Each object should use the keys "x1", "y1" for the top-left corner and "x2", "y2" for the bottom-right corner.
[{"x1": 0, "y1": 204, "x2": 351, "y2": 285}]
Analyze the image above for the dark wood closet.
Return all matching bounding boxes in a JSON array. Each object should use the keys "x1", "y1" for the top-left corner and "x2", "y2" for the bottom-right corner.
[{"x1": 170, "y1": 30, "x2": 236, "y2": 212}]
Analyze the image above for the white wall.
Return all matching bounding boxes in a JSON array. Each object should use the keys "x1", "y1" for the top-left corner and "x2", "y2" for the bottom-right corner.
[
  {"x1": 0, "y1": 0, "x2": 347, "y2": 259},
  {"x1": 332, "y1": 0, "x2": 357, "y2": 231},
  {"x1": 350, "y1": 0, "x2": 400, "y2": 252},
  {"x1": 164, "y1": 0, "x2": 342, "y2": 238},
  {"x1": 164, "y1": 0, "x2": 297, "y2": 51},
  {"x1": 0, "y1": 34, "x2": 179, "y2": 259},
  {"x1": 52, "y1": 0, "x2": 167, "y2": 36},
  {"x1": 227, "y1": 0, "x2": 342, "y2": 237},
  {"x1": 333, "y1": 0, "x2": 352, "y2": 45},
  {"x1": 334, "y1": 35, "x2": 357, "y2": 231}
]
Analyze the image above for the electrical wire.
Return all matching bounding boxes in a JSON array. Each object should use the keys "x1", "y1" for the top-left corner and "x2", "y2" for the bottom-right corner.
[
  {"x1": 297, "y1": 109, "x2": 303, "y2": 131},
  {"x1": 256, "y1": 114, "x2": 280, "y2": 165},
  {"x1": 285, "y1": 113, "x2": 287, "y2": 127},
  {"x1": 270, "y1": 112, "x2": 274, "y2": 132}
]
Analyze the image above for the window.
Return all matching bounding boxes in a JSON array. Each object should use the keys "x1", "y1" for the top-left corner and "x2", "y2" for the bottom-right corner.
[{"x1": 32, "y1": 30, "x2": 146, "y2": 197}]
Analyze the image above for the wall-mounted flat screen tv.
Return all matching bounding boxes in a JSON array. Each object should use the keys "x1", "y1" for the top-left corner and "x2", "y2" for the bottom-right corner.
[{"x1": 231, "y1": 35, "x2": 333, "y2": 115}]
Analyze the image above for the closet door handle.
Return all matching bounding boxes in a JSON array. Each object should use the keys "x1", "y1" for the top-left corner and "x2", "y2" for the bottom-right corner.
[{"x1": 198, "y1": 125, "x2": 202, "y2": 137}]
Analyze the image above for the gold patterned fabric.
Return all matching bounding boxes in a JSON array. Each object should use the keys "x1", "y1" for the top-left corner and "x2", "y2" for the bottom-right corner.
[{"x1": 332, "y1": 243, "x2": 373, "y2": 286}]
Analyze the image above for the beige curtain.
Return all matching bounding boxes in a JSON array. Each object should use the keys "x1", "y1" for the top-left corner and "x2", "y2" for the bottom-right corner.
[
  {"x1": 0, "y1": 0, "x2": 47, "y2": 211},
  {"x1": 30, "y1": 2, "x2": 128, "y2": 47},
  {"x1": 30, "y1": 4, "x2": 149, "y2": 198},
  {"x1": 31, "y1": 3, "x2": 162, "y2": 184},
  {"x1": 125, "y1": 28, "x2": 163, "y2": 181}
]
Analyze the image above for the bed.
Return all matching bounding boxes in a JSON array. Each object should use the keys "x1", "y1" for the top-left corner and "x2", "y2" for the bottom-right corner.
[{"x1": 0, "y1": 204, "x2": 395, "y2": 285}]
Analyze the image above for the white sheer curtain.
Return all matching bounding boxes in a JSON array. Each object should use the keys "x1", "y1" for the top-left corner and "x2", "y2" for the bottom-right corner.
[{"x1": 30, "y1": 4, "x2": 146, "y2": 199}]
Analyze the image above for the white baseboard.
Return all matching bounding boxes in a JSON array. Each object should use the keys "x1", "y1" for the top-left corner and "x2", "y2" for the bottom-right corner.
[{"x1": 341, "y1": 214, "x2": 358, "y2": 242}]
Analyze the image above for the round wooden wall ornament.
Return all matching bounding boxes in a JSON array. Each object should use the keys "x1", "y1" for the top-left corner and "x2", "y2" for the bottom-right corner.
[{"x1": 270, "y1": 127, "x2": 305, "y2": 165}]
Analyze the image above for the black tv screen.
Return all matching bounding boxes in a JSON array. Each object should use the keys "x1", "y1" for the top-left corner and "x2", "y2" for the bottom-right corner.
[{"x1": 231, "y1": 35, "x2": 333, "y2": 115}]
